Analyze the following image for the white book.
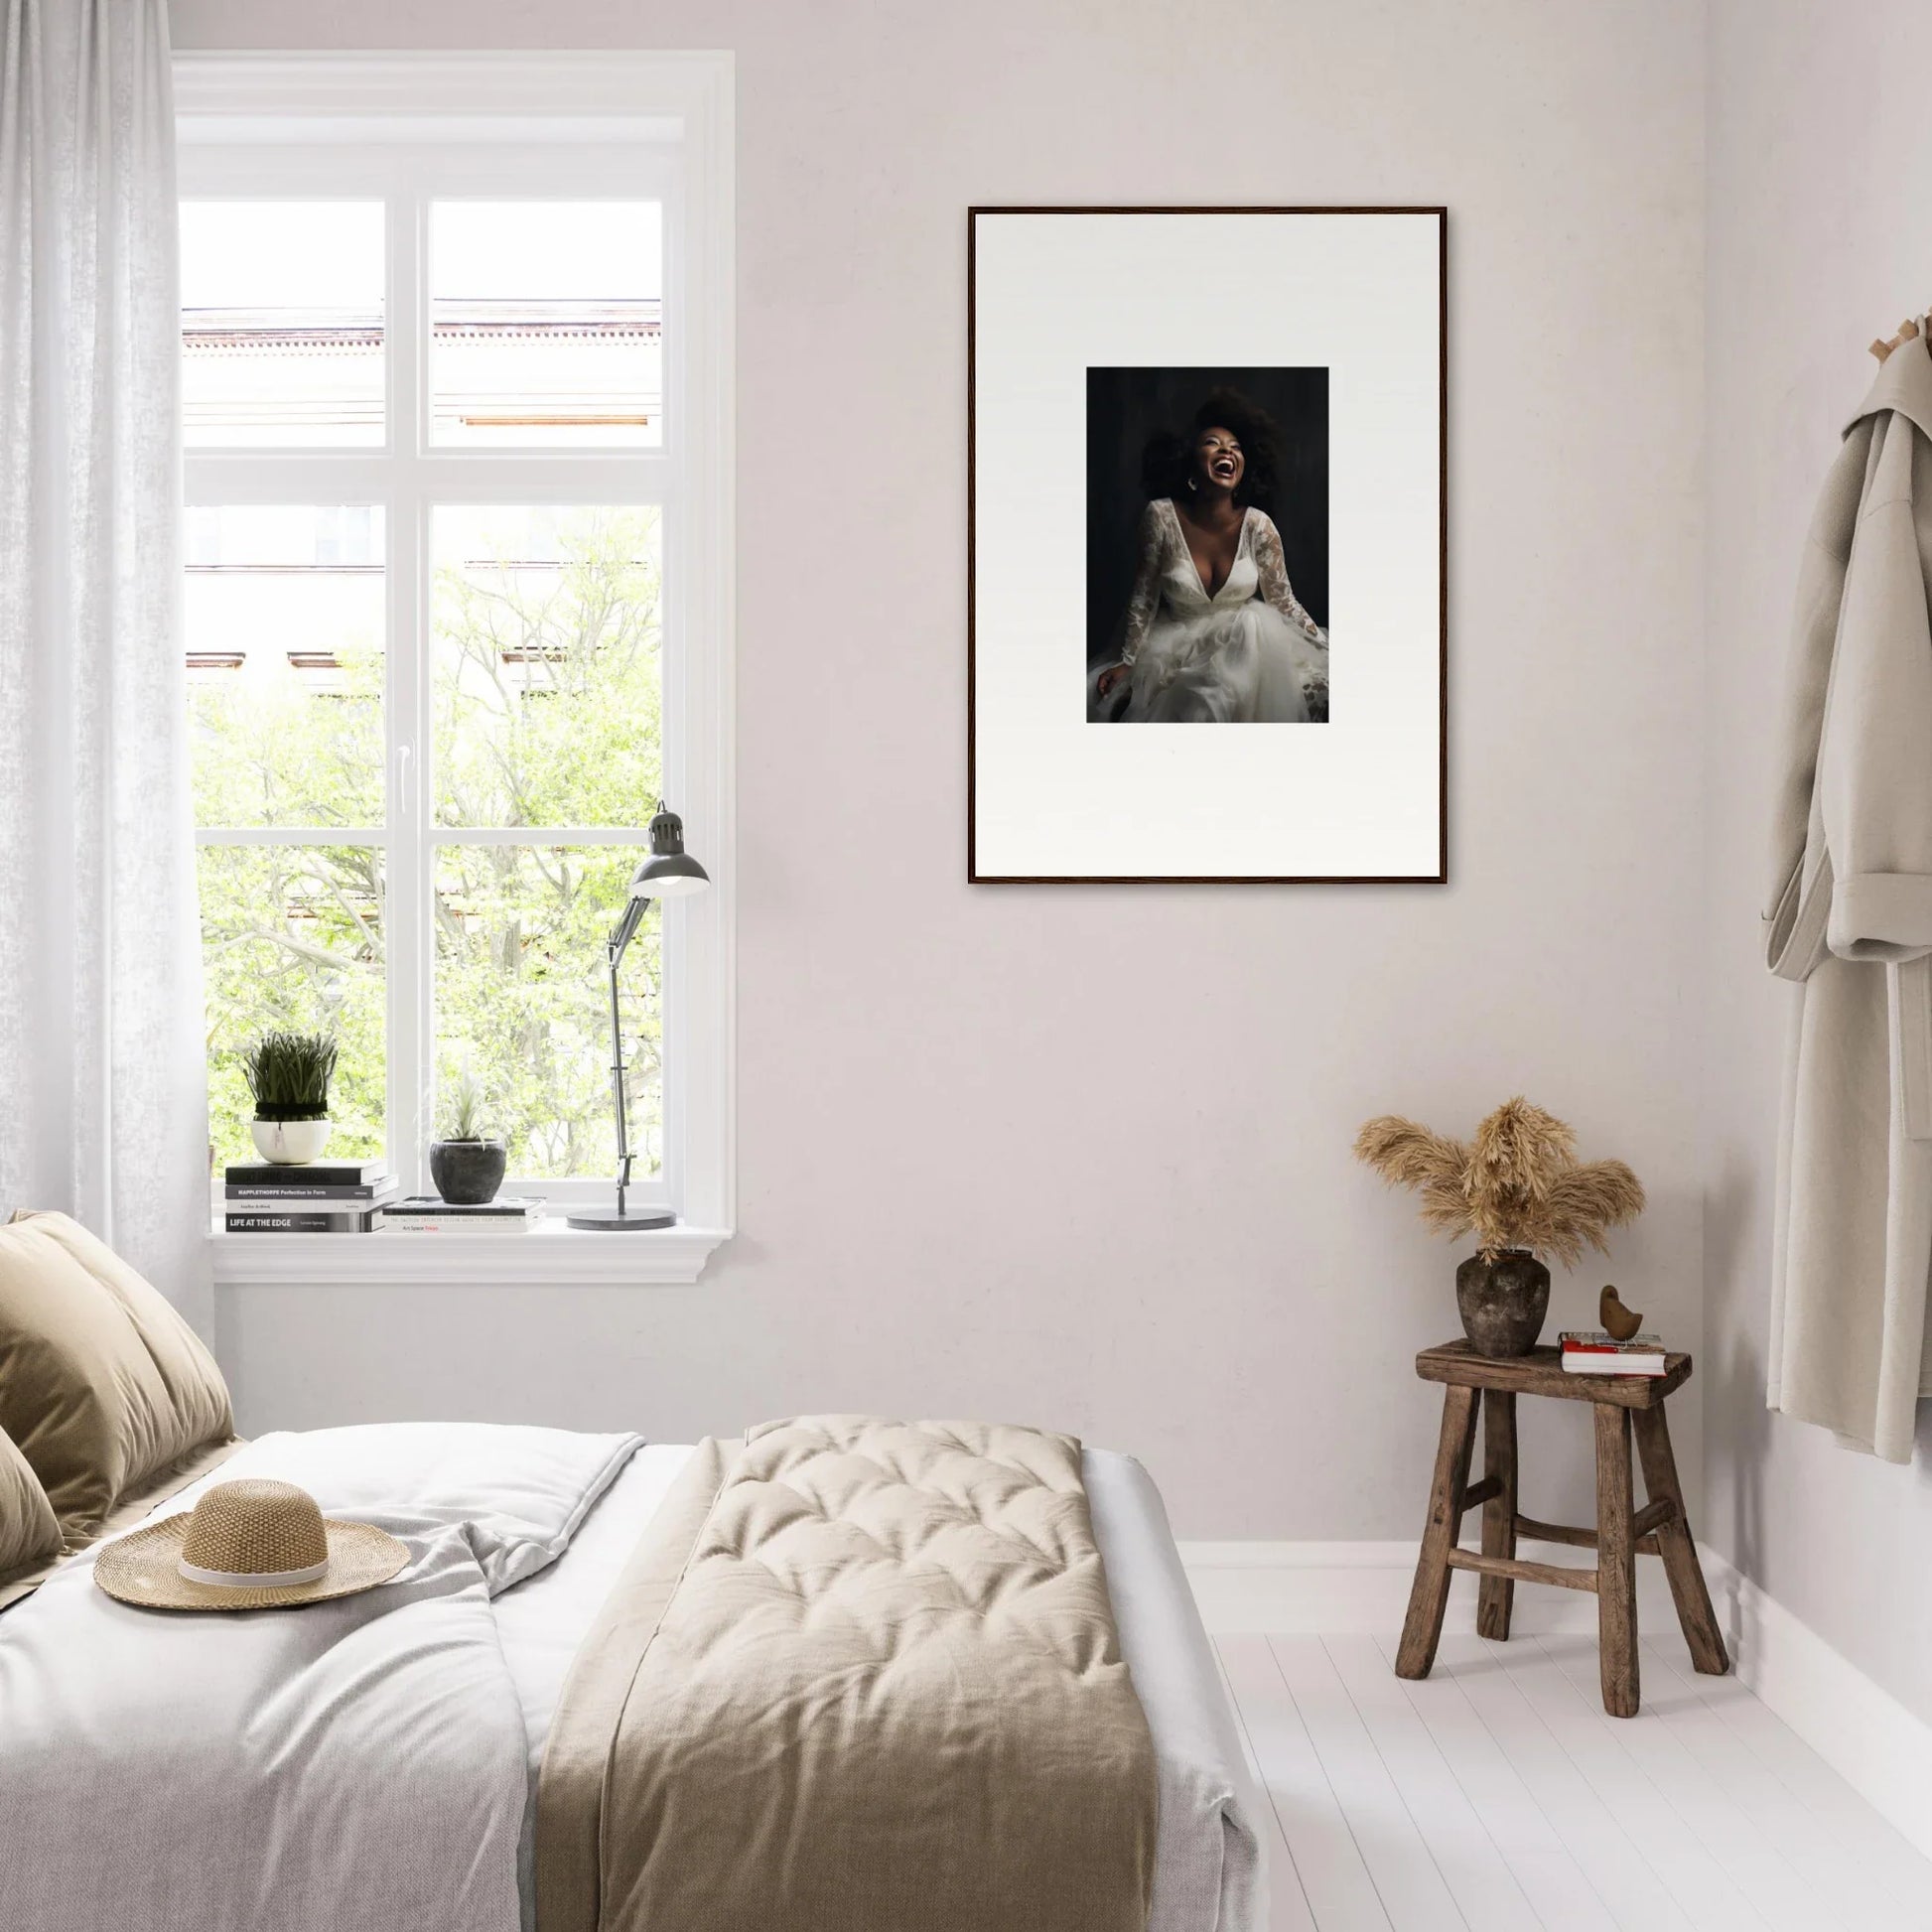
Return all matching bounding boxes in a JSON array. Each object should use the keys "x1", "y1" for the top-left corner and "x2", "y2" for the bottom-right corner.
[
  {"x1": 376, "y1": 1217, "x2": 536, "y2": 1235},
  {"x1": 1562, "y1": 1354, "x2": 1666, "y2": 1375}
]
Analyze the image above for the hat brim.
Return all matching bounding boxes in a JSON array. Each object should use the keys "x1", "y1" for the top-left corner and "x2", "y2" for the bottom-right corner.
[{"x1": 93, "y1": 1514, "x2": 410, "y2": 1611}]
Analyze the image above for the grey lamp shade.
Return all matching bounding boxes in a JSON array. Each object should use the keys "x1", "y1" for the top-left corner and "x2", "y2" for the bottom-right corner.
[{"x1": 630, "y1": 803, "x2": 710, "y2": 900}]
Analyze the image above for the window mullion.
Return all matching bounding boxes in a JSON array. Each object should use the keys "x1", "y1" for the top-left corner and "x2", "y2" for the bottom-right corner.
[
  {"x1": 432, "y1": 826, "x2": 646, "y2": 845},
  {"x1": 386, "y1": 182, "x2": 428, "y2": 1198},
  {"x1": 194, "y1": 827, "x2": 391, "y2": 847}
]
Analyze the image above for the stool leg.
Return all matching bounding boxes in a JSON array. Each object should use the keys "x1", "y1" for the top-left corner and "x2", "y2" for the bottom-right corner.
[
  {"x1": 1632, "y1": 1405, "x2": 1729, "y2": 1676},
  {"x1": 1476, "y1": 1389, "x2": 1518, "y2": 1640},
  {"x1": 1593, "y1": 1402, "x2": 1640, "y2": 1718},
  {"x1": 1397, "y1": 1384, "x2": 1478, "y2": 1680}
]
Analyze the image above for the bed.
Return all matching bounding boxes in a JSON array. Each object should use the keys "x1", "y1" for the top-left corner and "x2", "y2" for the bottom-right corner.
[
  {"x1": 0, "y1": 1421, "x2": 1265, "y2": 1932},
  {"x1": 0, "y1": 1206, "x2": 1261, "y2": 1932}
]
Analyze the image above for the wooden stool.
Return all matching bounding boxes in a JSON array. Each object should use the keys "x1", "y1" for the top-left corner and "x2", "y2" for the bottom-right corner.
[{"x1": 1395, "y1": 1339, "x2": 1728, "y2": 1718}]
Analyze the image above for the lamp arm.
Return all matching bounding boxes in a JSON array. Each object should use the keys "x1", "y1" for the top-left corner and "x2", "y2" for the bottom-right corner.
[
  {"x1": 605, "y1": 894, "x2": 653, "y2": 1218},
  {"x1": 608, "y1": 893, "x2": 649, "y2": 961}
]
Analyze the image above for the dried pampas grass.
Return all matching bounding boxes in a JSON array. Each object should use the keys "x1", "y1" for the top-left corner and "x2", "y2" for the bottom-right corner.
[
  {"x1": 1353, "y1": 1096, "x2": 1644, "y2": 1266},
  {"x1": 1350, "y1": 1117, "x2": 1472, "y2": 1238}
]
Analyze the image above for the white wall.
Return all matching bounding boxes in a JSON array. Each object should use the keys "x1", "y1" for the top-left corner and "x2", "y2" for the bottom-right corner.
[
  {"x1": 173, "y1": 0, "x2": 1707, "y2": 1540},
  {"x1": 1704, "y1": 0, "x2": 1932, "y2": 1729}
]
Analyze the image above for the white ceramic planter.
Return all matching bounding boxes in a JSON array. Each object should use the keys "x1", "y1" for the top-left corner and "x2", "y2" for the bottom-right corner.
[{"x1": 250, "y1": 1118, "x2": 333, "y2": 1165}]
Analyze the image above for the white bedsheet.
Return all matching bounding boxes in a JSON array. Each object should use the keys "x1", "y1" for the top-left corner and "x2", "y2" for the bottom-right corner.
[
  {"x1": 492, "y1": 1445, "x2": 1265, "y2": 1932},
  {"x1": 0, "y1": 1424, "x2": 640, "y2": 1932}
]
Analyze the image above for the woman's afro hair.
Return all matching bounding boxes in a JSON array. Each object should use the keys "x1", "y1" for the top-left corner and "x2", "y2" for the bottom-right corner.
[{"x1": 1139, "y1": 387, "x2": 1281, "y2": 508}]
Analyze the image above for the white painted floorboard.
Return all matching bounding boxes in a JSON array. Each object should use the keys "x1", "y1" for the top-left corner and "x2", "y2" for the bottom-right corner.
[{"x1": 1213, "y1": 1630, "x2": 1932, "y2": 1932}]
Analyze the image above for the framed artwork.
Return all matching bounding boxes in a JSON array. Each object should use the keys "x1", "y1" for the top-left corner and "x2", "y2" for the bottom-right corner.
[{"x1": 968, "y1": 207, "x2": 1447, "y2": 884}]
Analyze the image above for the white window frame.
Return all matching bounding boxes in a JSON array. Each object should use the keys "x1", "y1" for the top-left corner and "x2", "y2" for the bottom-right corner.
[{"x1": 179, "y1": 55, "x2": 735, "y2": 1285}]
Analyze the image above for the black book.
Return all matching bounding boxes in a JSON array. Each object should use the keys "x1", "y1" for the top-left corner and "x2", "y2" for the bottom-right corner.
[
  {"x1": 224, "y1": 1160, "x2": 390, "y2": 1188},
  {"x1": 224, "y1": 1208, "x2": 377, "y2": 1234},
  {"x1": 225, "y1": 1179, "x2": 395, "y2": 1202},
  {"x1": 384, "y1": 1195, "x2": 544, "y2": 1217}
]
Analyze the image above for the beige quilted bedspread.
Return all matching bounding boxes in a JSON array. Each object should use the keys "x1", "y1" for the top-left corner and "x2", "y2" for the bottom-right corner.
[{"x1": 535, "y1": 1416, "x2": 1158, "y2": 1932}]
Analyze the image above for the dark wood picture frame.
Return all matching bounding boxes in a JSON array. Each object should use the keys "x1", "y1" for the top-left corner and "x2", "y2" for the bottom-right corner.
[{"x1": 967, "y1": 206, "x2": 1449, "y2": 886}]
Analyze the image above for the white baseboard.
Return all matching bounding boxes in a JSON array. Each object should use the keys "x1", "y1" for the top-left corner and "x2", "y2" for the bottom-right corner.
[
  {"x1": 1180, "y1": 1539, "x2": 1932, "y2": 1864},
  {"x1": 1698, "y1": 1546, "x2": 1932, "y2": 1863}
]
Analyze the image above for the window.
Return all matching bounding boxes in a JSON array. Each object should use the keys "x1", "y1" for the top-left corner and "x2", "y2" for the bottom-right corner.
[
  {"x1": 177, "y1": 56, "x2": 734, "y2": 1278},
  {"x1": 429, "y1": 203, "x2": 662, "y2": 447}
]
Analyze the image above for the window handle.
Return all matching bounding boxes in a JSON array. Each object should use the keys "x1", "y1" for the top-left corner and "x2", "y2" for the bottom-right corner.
[{"x1": 397, "y1": 742, "x2": 411, "y2": 818}]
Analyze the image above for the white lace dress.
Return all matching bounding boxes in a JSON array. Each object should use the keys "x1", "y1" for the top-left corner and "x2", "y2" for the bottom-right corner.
[{"x1": 1097, "y1": 498, "x2": 1329, "y2": 724}]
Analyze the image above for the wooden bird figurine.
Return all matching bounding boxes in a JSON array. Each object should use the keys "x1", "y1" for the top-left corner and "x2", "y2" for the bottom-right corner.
[{"x1": 1599, "y1": 1285, "x2": 1643, "y2": 1341}]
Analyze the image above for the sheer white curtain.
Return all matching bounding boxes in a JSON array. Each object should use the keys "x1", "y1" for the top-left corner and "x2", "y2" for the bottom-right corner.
[{"x1": 0, "y1": 0, "x2": 209, "y2": 1328}]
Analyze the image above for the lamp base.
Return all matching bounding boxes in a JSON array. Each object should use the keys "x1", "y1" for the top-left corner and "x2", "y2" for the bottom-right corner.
[{"x1": 566, "y1": 1206, "x2": 676, "y2": 1231}]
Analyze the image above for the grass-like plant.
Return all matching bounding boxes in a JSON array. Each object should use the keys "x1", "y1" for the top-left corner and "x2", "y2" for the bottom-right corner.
[
  {"x1": 242, "y1": 1032, "x2": 338, "y2": 1122},
  {"x1": 438, "y1": 1071, "x2": 494, "y2": 1144},
  {"x1": 1353, "y1": 1096, "x2": 1645, "y2": 1267}
]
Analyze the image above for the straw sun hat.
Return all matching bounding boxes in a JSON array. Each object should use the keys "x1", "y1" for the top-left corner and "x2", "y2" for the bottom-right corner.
[{"x1": 93, "y1": 1477, "x2": 409, "y2": 1611}]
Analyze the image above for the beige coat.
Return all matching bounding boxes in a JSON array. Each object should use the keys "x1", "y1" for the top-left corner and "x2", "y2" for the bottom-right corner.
[{"x1": 1766, "y1": 334, "x2": 1932, "y2": 1460}]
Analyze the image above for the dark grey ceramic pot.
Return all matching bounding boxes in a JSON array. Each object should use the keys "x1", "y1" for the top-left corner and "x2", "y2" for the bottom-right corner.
[
  {"x1": 1454, "y1": 1249, "x2": 1551, "y2": 1357},
  {"x1": 428, "y1": 1139, "x2": 507, "y2": 1206}
]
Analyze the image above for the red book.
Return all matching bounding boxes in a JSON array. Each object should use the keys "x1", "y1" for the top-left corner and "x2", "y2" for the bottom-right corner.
[{"x1": 1559, "y1": 1329, "x2": 1667, "y2": 1375}]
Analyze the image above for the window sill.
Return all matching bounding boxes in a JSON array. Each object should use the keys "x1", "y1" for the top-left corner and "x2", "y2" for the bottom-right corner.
[{"x1": 208, "y1": 1220, "x2": 731, "y2": 1287}]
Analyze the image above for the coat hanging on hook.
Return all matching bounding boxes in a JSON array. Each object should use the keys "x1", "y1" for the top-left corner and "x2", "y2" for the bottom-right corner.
[{"x1": 1764, "y1": 326, "x2": 1932, "y2": 1459}]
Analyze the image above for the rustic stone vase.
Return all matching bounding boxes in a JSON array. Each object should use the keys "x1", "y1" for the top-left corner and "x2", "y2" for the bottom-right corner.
[
  {"x1": 1454, "y1": 1249, "x2": 1551, "y2": 1357},
  {"x1": 428, "y1": 1139, "x2": 507, "y2": 1206}
]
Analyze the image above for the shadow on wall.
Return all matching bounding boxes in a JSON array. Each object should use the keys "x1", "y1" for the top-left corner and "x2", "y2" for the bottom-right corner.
[{"x1": 1706, "y1": 1143, "x2": 1768, "y2": 1626}]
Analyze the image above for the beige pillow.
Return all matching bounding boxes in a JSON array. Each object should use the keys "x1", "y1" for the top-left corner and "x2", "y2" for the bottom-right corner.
[
  {"x1": 0, "y1": 1423, "x2": 61, "y2": 1583},
  {"x1": 0, "y1": 1211, "x2": 233, "y2": 1538}
]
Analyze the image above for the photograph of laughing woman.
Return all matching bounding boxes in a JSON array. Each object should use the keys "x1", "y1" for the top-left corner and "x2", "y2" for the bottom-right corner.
[{"x1": 1088, "y1": 373, "x2": 1329, "y2": 724}]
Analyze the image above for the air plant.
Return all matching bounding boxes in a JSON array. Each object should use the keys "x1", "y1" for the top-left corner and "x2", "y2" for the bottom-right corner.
[
  {"x1": 438, "y1": 1071, "x2": 495, "y2": 1145},
  {"x1": 242, "y1": 1032, "x2": 338, "y2": 1122},
  {"x1": 1352, "y1": 1096, "x2": 1645, "y2": 1268}
]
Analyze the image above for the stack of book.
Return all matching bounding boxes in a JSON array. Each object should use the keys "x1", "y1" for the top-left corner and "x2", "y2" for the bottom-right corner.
[
  {"x1": 223, "y1": 1160, "x2": 397, "y2": 1233},
  {"x1": 377, "y1": 1196, "x2": 546, "y2": 1235},
  {"x1": 1559, "y1": 1329, "x2": 1669, "y2": 1376}
]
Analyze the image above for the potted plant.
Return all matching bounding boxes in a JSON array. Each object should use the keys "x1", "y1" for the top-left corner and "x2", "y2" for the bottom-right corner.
[
  {"x1": 1353, "y1": 1097, "x2": 1646, "y2": 1357},
  {"x1": 429, "y1": 1073, "x2": 507, "y2": 1206},
  {"x1": 243, "y1": 1032, "x2": 339, "y2": 1166}
]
